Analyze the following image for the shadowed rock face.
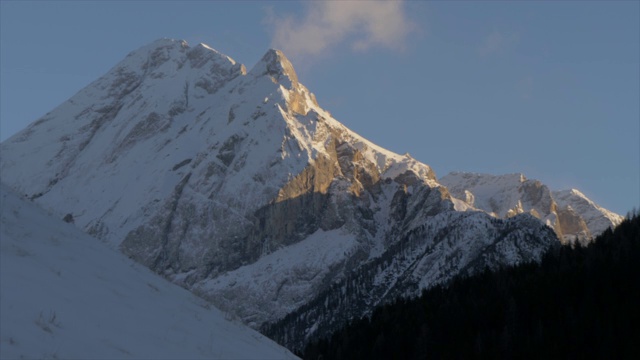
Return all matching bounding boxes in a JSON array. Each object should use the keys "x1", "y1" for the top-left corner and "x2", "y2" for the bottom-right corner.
[
  {"x1": 118, "y1": 112, "x2": 453, "y2": 283},
  {"x1": 110, "y1": 86, "x2": 469, "y2": 332},
  {"x1": 557, "y1": 206, "x2": 591, "y2": 240}
]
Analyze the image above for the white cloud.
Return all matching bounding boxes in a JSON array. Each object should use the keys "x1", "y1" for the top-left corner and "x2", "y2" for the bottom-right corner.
[
  {"x1": 478, "y1": 31, "x2": 518, "y2": 57},
  {"x1": 266, "y1": 1, "x2": 416, "y2": 61}
]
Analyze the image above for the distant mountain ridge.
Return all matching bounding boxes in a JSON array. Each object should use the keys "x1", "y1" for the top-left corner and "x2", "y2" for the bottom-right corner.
[
  {"x1": 0, "y1": 39, "x2": 622, "y2": 347},
  {"x1": 440, "y1": 172, "x2": 623, "y2": 244}
]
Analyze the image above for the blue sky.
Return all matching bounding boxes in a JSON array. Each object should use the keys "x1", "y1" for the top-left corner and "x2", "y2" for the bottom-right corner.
[{"x1": 1, "y1": 1, "x2": 638, "y2": 215}]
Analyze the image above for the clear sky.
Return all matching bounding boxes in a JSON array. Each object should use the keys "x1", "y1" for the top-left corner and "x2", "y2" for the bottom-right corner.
[{"x1": 1, "y1": 1, "x2": 638, "y2": 215}]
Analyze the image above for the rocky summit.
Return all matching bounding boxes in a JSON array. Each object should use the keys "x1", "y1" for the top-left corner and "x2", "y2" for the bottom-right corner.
[{"x1": 0, "y1": 39, "x2": 622, "y2": 348}]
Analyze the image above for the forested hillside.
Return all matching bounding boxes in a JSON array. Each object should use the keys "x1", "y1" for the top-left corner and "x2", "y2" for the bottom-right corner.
[{"x1": 303, "y1": 212, "x2": 640, "y2": 359}]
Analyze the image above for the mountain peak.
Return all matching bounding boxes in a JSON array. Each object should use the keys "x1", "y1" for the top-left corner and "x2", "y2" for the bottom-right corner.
[
  {"x1": 116, "y1": 38, "x2": 244, "y2": 79},
  {"x1": 143, "y1": 37, "x2": 189, "y2": 50},
  {"x1": 250, "y1": 48, "x2": 298, "y2": 88},
  {"x1": 124, "y1": 38, "x2": 188, "y2": 60},
  {"x1": 0, "y1": 40, "x2": 624, "y2": 349}
]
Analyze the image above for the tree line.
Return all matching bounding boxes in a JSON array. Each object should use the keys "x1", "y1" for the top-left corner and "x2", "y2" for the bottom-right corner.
[{"x1": 303, "y1": 213, "x2": 640, "y2": 359}]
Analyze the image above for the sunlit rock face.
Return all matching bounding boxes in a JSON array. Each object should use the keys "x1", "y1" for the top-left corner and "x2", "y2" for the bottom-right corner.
[{"x1": 440, "y1": 172, "x2": 622, "y2": 244}]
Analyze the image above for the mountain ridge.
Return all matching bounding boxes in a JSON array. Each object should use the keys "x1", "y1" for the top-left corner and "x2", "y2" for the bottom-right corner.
[
  {"x1": 440, "y1": 171, "x2": 623, "y2": 244},
  {"x1": 0, "y1": 38, "x2": 622, "y2": 347}
]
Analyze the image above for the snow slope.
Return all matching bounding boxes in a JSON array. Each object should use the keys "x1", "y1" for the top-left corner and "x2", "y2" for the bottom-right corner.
[
  {"x1": 263, "y1": 210, "x2": 558, "y2": 350},
  {"x1": 0, "y1": 183, "x2": 297, "y2": 359}
]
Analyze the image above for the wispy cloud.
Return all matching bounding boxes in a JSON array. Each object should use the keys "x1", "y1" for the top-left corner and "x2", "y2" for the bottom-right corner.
[
  {"x1": 478, "y1": 31, "x2": 518, "y2": 57},
  {"x1": 265, "y1": 1, "x2": 416, "y2": 62}
]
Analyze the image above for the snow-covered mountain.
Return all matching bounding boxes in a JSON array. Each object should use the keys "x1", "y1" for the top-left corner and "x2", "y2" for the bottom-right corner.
[
  {"x1": 0, "y1": 183, "x2": 297, "y2": 359},
  {"x1": 440, "y1": 172, "x2": 623, "y2": 244},
  {"x1": 0, "y1": 39, "x2": 622, "y2": 348},
  {"x1": 262, "y1": 211, "x2": 557, "y2": 350}
]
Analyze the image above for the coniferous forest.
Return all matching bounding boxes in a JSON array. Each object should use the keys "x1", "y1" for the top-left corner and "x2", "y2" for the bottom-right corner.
[{"x1": 303, "y1": 213, "x2": 640, "y2": 359}]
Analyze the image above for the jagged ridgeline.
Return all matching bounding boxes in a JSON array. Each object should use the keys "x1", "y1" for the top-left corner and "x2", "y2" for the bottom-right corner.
[{"x1": 0, "y1": 39, "x2": 623, "y2": 345}]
